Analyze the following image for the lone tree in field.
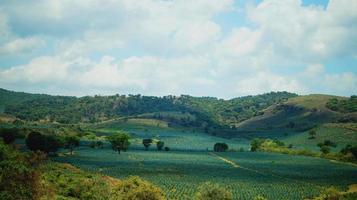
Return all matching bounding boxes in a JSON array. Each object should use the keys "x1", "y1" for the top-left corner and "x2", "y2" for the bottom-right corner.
[
  {"x1": 0, "y1": 128, "x2": 18, "y2": 144},
  {"x1": 64, "y1": 136, "x2": 80, "y2": 155},
  {"x1": 107, "y1": 132, "x2": 130, "y2": 154},
  {"x1": 25, "y1": 132, "x2": 60, "y2": 154},
  {"x1": 142, "y1": 138, "x2": 153, "y2": 150},
  {"x1": 308, "y1": 130, "x2": 316, "y2": 139},
  {"x1": 157, "y1": 141, "x2": 164, "y2": 151},
  {"x1": 214, "y1": 143, "x2": 228, "y2": 152}
]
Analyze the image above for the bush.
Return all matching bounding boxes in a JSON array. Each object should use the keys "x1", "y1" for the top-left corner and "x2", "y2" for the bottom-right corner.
[
  {"x1": 111, "y1": 176, "x2": 165, "y2": 200},
  {"x1": 0, "y1": 141, "x2": 43, "y2": 200},
  {"x1": 164, "y1": 147, "x2": 170, "y2": 151},
  {"x1": 195, "y1": 182, "x2": 232, "y2": 200}
]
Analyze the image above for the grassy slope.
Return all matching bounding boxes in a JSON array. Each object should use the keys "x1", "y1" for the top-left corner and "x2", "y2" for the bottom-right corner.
[
  {"x1": 283, "y1": 123, "x2": 357, "y2": 152},
  {"x1": 235, "y1": 94, "x2": 348, "y2": 133}
]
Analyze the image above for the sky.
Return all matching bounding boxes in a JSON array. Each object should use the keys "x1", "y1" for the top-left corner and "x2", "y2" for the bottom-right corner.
[{"x1": 0, "y1": 0, "x2": 356, "y2": 98}]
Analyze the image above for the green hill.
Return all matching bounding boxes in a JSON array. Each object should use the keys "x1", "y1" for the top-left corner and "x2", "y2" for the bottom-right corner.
[
  {"x1": 234, "y1": 94, "x2": 356, "y2": 134},
  {"x1": 0, "y1": 88, "x2": 296, "y2": 135}
]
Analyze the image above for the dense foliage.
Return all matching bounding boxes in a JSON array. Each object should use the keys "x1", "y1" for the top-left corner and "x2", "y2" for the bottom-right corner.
[
  {"x1": 326, "y1": 96, "x2": 357, "y2": 113},
  {"x1": 107, "y1": 131, "x2": 131, "y2": 154},
  {"x1": 195, "y1": 182, "x2": 232, "y2": 200},
  {"x1": 0, "y1": 140, "x2": 43, "y2": 200}
]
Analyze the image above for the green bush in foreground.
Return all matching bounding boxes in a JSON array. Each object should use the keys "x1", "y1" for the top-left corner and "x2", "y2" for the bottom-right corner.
[
  {"x1": 195, "y1": 182, "x2": 232, "y2": 200},
  {"x1": 0, "y1": 140, "x2": 43, "y2": 200},
  {"x1": 111, "y1": 176, "x2": 165, "y2": 200}
]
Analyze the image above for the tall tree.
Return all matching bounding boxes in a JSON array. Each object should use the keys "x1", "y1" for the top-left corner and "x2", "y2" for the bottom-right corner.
[
  {"x1": 64, "y1": 136, "x2": 80, "y2": 155},
  {"x1": 107, "y1": 131, "x2": 130, "y2": 154}
]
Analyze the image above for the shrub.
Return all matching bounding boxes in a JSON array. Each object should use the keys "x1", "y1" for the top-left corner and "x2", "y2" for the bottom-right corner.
[
  {"x1": 254, "y1": 195, "x2": 268, "y2": 200},
  {"x1": 0, "y1": 141, "x2": 43, "y2": 200},
  {"x1": 164, "y1": 147, "x2": 170, "y2": 151},
  {"x1": 111, "y1": 176, "x2": 165, "y2": 200},
  {"x1": 316, "y1": 187, "x2": 341, "y2": 200},
  {"x1": 195, "y1": 182, "x2": 232, "y2": 200}
]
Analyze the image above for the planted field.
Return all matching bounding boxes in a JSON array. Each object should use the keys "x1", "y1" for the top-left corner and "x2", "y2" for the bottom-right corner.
[{"x1": 55, "y1": 147, "x2": 357, "y2": 200}]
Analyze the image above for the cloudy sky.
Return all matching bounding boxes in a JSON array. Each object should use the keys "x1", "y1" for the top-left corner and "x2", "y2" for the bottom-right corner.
[{"x1": 0, "y1": 0, "x2": 356, "y2": 98}]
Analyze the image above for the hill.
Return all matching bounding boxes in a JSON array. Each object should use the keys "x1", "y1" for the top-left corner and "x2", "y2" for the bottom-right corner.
[
  {"x1": 0, "y1": 88, "x2": 296, "y2": 135},
  {"x1": 234, "y1": 94, "x2": 357, "y2": 135}
]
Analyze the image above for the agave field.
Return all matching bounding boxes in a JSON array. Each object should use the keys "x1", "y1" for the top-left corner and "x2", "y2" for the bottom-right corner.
[{"x1": 55, "y1": 145, "x2": 357, "y2": 200}]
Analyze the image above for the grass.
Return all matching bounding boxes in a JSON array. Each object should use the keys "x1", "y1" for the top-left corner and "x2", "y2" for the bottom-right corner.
[{"x1": 283, "y1": 123, "x2": 357, "y2": 152}]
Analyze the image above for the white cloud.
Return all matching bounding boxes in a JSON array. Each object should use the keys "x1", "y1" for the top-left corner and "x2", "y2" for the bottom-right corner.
[
  {"x1": 235, "y1": 71, "x2": 305, "y2": 95},
  {"x1": 0, "y1": 37, "x2": 45, "y2": 55},
  {"x1": 0, "y1": 0, "x2": 356, "y2": 98}
]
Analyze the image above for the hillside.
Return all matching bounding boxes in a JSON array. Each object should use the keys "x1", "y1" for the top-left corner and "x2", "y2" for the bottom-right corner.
[
  {"x1": 0, "y1": 88, "x2": 296, "y2": 134},
  {"x1": 234, "y1": 94, "x2": 356, "y2": 134}
]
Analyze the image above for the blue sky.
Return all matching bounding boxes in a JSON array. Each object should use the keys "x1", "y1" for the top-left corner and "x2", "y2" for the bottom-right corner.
[{"x1": 0, "y1": 0, "x2": 356, "y2": 98}]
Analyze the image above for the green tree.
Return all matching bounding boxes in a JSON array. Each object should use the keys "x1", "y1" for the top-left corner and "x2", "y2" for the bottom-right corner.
[
  {"x1": 107, "y1": 132, "x2": 130, "y2": 154},
  {"x1": 214, "y1": 143, "x2": 228, "y2": 152},
  {"x1": 250, "y1": 138, "x2": 265, "y2": 152},
  {"x1": 320, "y1": 145, "x2": 330, "y2": 154},
  {"x1": 195, "y1": 182, "x2": 232, "y2": 200},
  {"x1": 64, "y1": 136, "x2": 80, "y2": 155},
  {"x1": 142, "y1": 139, "x2": 153, "y2": 151},
  {"x1": 156, "y1": 141, "x2": 164, "y2": 151},
  {"x1": 0, "y1": 128, "x2": 18, "y2": 144},
  {"x1": 25, "y1": 132, "x2": 60, "y2": 154},
  {"x1": 308, "y1": 130, "x2": 316, "y2": 139}
]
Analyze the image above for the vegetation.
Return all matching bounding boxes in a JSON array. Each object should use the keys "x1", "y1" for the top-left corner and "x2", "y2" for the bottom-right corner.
[
  {"x1": 156, "y1": 140, "x2": 164, "y2": 151},
  {"x1": 107, "y1": 131, "x2": 131, "y2": 154},
  {"x1": 64, "y1": 136, "x2": 80, "y2": 155},
  {"x1": 0, "y1": 140, "x2": 44, "y2": 200},
  {"x1": 326, "y1": 96, "x2": 357, "y2": 113},
  {"x1": 195, "y1": 182, "x2": 232, "y2": 200},
  {"x1": 143, "y1": 138, "x2": 153, "y2": 150},
  {"x1": 25, "y1": 132, "x2": 61, "y2": 154},
  {"x1": 0, "y1": 128, "x2": 18, "y2": 144},
  {"x1": 213, "y1": 143, "x2": 229, "y2": 152},
  {"x1": 1, "y1": 88, "x2": 297, "y2": 136}
]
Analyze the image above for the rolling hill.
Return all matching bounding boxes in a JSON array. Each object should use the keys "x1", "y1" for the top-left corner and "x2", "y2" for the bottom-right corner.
[{"x1": 0, "y1": 88, "x2": 356, "y2": 138}]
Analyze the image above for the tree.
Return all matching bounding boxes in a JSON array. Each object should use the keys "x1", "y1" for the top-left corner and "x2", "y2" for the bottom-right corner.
[
  {"x1": 320, "y1": 145, "x2": 330, "y2": 154},
  {"x1": 143, "y1": 138, "x2": 153, "y2": 150},
  {"x1": 0, "y1": 128, "x2": 18, "y2": 144},
  {"x1": 308, "y1": 130, "x2": 316, "y2": 139},
  {"x1": 250, "y1": 138, "x2": 264, "y2": 152},
  {"x1": 214, "y1": 143, "x2": 228, "y2": 152},
  {"x1": 156, "y1": 141, "x2": 164, "y2": 151},
  {"x1": 64, "y1": 136, "x2": 80, "y2": 155},
  {"x1": 195, "y1": 182, "x2": 232, "y2": 200},
  {"x1": 107, "y1": 132, "x2": 130, "y2": 154},
  {"x1": 25, "y1": 132, "x2": 60, "y2": 154}
]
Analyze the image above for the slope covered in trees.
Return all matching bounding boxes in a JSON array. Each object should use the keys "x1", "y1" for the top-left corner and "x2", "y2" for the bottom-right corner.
[{"x1": 0, "y1": 88, "x2": 296, "y2": 129}]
